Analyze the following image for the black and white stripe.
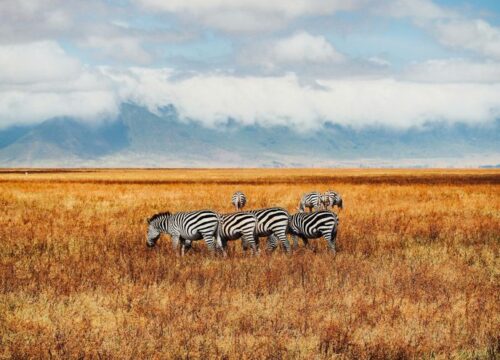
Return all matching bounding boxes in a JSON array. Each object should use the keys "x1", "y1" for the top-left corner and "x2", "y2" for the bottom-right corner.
[
  {"x1": 248, "y1": 207, "x2": 291, "y2": 252},
  {"x1": 146, "y1": 210, "x2": 219, "y2": 255},
  {"x1": 323, "y1": 190, "x2": 343, "y2": 210},
  {"x1": 216, "y1": 212, "x2": 258, "y2": 255},
  {"x1": 288, "y1": 211, "x2": 339, "y2": 254},
  {"x1": 298, "y1": 191, "x2": 323, "y2": 212},
  {"x1": 232, "y1": 191, "x2": 247, "y2": 211}
]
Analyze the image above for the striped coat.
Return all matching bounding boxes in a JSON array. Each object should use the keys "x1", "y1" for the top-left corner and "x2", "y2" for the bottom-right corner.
[
  {"x1": 232, "y1": 191, "x2": 247, "y2": 211},
  {"x1": 247, "y1": 207, "x2": 291, "y2": 252},
  {"x1": 146, "y1": 210, "x2": 219, "y2": 255},
  {"x1": 289, "y1": 211, "x2": 339, "y2": 253},
  {"x1": 298, "y1": 191, "x2": 323, "y2": 212},
  {"x1": 216, "y1": 212, "x2": 258, "y2": 255},
  {"x1": 323, "y1": 190, "x2": 343, "y2": 209}
]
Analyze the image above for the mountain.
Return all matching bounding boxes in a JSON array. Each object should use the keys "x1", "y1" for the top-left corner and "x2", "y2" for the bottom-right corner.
[{"x1": 0, "y1": 103, "x2": 499, "y2": 167}]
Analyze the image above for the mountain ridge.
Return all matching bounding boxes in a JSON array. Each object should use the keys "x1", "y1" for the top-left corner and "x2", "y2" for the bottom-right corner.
[{"x1": 0, "y1": 103, "x2": 498, "y2": 167}]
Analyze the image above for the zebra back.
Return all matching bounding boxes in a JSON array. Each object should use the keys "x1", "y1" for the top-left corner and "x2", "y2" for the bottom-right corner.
[
  {"x1": 148, "y1": 210, "x2": 219, "y2": 239},
  {"x1": 232, "y1": 191, "x2": 247, "y2": 211},
  {"x1": 299, "y1": 192, "x2": 322, "y2": 212},
  {"x1": 217, "y1": 211, "x2": 257, "y2": 240},
  {"x1": 247, "y1": 207, "x2": 289, "y2": 235},
  {"x1": 290, "y1": 211, "x2": 338, "y2": 237}
]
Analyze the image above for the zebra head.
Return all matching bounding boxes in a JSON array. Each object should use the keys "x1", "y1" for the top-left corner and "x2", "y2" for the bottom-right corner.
[
  {"x1": 337, "y1": 197, "x2": 343, "y2": 209},
  {"x1": 326, "y1": 191, "x2": 343, "y2": 210},
  {"x1": 332, "y1": 193, "x2": 343, "y2": 209},
  {"x1": 146, "y1": 212, "x2": 170, "y2": 247}
]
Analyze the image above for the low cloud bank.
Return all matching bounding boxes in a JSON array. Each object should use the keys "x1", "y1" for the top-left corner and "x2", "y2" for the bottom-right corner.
[{"x1": 1, "y1": 41, "x2": 500, "y2": 130}]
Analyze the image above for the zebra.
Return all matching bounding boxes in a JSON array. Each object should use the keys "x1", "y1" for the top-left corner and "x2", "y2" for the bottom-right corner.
[
  {"x1": 323, "y1": 190, "x2": 343, "y2": 210},
  {"x1": 298, "y1": 191, "x2": 323, "y2": 212},
  {"x1": 247, "y1": 207, "x2": 291, "y2": 253},
  {"x1": 216, "y1": 212, "x2": 258, "y2": 255},
  {"x1": 232, "y1": 191, "x2": 247, "y2": 211},
  {"x1": 146, "y1": 210, "x2": 219, "y2": 255},
  {"x1": 269, "y1": 211, "x2": 339, "y2": 254}
]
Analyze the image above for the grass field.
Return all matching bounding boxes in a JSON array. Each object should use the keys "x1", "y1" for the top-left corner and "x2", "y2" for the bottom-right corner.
[{"x1": 0, "y1": 169, "x2": 499, "y2": 359}]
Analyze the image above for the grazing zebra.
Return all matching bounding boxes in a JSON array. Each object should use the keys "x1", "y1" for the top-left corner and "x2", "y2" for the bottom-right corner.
[
  {"x1": 246, "y1": 207, "x2": 291, "y2": 253},
  {"x1": 216, "y1": 212, "x2": 258, "y2": 255},
  {"x1": 298, "y1": 191, "x2": 323, "y2": 212},
  {"x1": 323, "y1": 190, "x2": 343, "y2": 210},
  {"x1": 232, "y1": 191, "x2": 247, "y2": 211},
  {"x1": 270, "y1": 211, "x2": 339, "y2": 254},
  {"x1": 146, "y1": 210, "x2": 219, "y2": 255}
]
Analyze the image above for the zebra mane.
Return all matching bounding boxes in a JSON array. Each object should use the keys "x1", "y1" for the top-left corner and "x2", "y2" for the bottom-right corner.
[{"x1": 148, "y1": 211, "x2": 171, "y2": 224}]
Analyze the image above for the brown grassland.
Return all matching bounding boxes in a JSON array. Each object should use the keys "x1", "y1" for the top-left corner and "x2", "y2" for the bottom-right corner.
[{"x1": 0, "y1": 168, "x2": 499, "y2": 359}]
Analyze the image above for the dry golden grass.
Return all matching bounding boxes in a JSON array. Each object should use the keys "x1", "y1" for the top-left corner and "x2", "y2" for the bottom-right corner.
[{"x1": 0, "y1": 169, "x2": 499, "y2": 359}]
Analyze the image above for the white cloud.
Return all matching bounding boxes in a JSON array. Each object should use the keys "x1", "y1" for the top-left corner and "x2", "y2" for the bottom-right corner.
[
  {"x1": 432, "y1": 19, "x2": 500, "y2": 60},
  {"x1": 134, "y1": 0, "x2": 459, "y2": 35},
  {"x1": 0, "y1": 1, "x2": 162, "y2": 65},
  {"x1": 2, "y1": 58, "x2": 500, "y2": 129},
  {"x1": 136, "y1": 0, "x2": 356, "y2": 18},
  {"x1": 0, "y1": 0, "x2": 83, "y2": 43},
  {"x1": 0, "y1": 41, "x2": 81, "y2": 84},
  {"x1": 403, "y1": 59, "x2": 500, "y2": 83},
  {"x1": 368, "y1": 57, "x2": 391, "y2": 67},
  {"x1": 239, "y1": 32, "x2": 344, "y2": 71},
  {"x1": 135, "y1": 0, "x2": 359, "y2": 32},
  {"x1": 378, "y1": 0, "x2": 452, "y2": 20},
  {"x1": 80, "y1": 36, "x2": 152, "y2": 65},
  {"x1": 272, "y1": 32, "x2": 344, "y2": 64},
  {"x1": 0, "y1": 90, "x2": 118, "y2": 126},
  {"x1": 0, "y1": 41, "x2": 118, "y2": 127},
  {"x1": 107, "y1": 69, "x2": 500, "y2": 130},
  {"x1": 374, "y1": 1, "x2": 500, "y2": 61}
]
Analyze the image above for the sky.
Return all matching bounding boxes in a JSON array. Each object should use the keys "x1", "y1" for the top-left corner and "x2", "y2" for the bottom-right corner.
[{"x1": 0, "y1": 0, "x2": 500, "y2": 129}]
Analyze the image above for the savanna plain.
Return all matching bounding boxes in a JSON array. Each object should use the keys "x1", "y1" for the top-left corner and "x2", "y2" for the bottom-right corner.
[{"x1": 0, "y1": 168, "x2": 499, "y2": 359}]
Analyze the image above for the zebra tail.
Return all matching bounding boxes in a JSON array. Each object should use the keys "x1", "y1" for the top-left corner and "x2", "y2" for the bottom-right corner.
[
  {"x1": 298, "y1": 199, "x2": 305, "y2": 212},
  {"x1": 215, "y1": 214, "x2": 224, "y2": 250}
]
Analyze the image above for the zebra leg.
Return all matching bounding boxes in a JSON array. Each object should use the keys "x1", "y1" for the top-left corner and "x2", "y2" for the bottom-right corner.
[
  {"x1": 220, "y1": 239, "x2": 228, "y2": 257},
  {"x1": 243, "y1": 234, "x2": 258, "y2": 255},
  {"x1": 216, "y1": 233, "x2": 228, "y2": 257},
  {"x1": 242, "y1": 238, "x2": 249, "y2": 253},
  {"x1": 266, "y1": 234, "x2": 278, "y2": 252},
  {"x1": 323, "y1": 228, "x2": 337, "y2": 255},
  {"x1": 254, "y1": 235, "x2": 262, "y2": 252},
  {"x1": 301, "y1": 236, "x2": 310, "y2": 249},
  {"x1": 215, "y1": 233, "x2": 228, "y2": 257},
  {"x1": 202, "y1": 233, "x2": 218, "y2": 255},
  {"x1": 171, "y1": 235, "x2": 181, "y2": 256},
  {"x1": 275, "y1": 230, "x2": 291, "y2": 253},
  {"x1": 180, "y1": 237, "x2": 192, "y2": 256},
  {"x1": 292, "y1": 234, "x2": 299, "y2": 249}
]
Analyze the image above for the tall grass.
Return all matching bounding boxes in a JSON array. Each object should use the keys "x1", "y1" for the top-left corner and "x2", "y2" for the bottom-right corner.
[{"x1": 0, "y1": 169, "x2": 499, "y2": 359}]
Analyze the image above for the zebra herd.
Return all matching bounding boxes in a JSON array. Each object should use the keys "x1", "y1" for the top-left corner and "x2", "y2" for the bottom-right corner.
[{"x1": 146, "y1": 190, "x2": 342, "y2": 256}]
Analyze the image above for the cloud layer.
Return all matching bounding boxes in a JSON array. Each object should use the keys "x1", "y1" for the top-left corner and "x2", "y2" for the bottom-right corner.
[
  {"x1": 113, "y1": 69, "x2": 500, "y2": 129},
  {"x1": 135, "y1": 0, "x2": 357, "y2": 32},
  {"x1": 0, "y1": 41, "x2": 118, "y2": 125},
  {"x1": 1, "y1": 1, "x2": 500, "y2": 132},
  {"x1": 1, "y1": 41, "x2": 500, "y2": 130}
]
